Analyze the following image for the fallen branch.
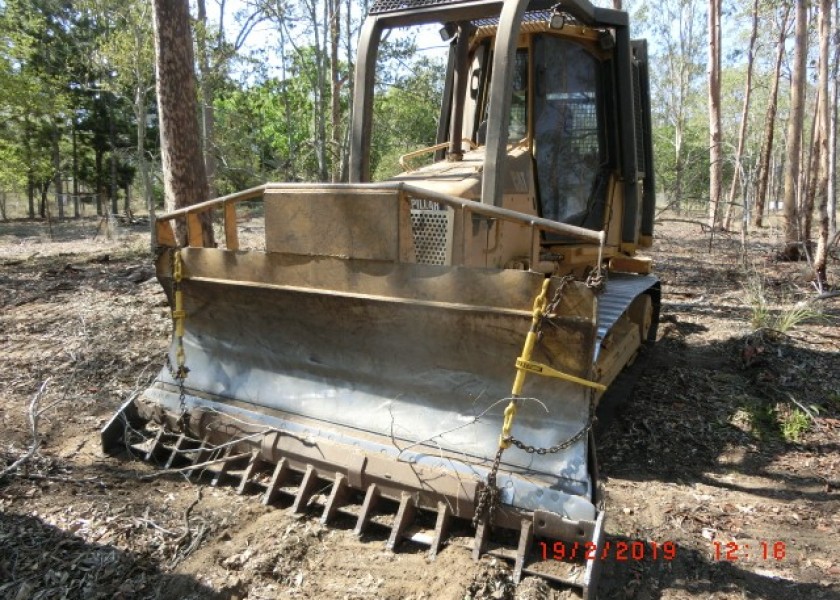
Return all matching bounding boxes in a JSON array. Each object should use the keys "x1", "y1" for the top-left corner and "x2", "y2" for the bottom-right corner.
[
  {"x1": 654, "y1": 218, "x2": 713, "y2": 233},
  {"x1": 815, "y1": 290, "x2": 840, "y2": 300},
  {"x1": 137, "y1": 451, "x2": 252, "y2": 481},
  {"x1": 0, "y1": 380, "x2": 50, "y2": 481}
]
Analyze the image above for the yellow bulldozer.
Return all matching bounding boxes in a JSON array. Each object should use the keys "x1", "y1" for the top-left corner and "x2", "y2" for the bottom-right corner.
[{"x1": 103, "y1": 0, "x2": 658, "y2": 596}]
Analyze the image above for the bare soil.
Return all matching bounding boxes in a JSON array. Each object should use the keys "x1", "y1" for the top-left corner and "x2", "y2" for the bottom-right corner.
[{"x1": 1, "y1": 215, "x2": 838, "y2": 600}]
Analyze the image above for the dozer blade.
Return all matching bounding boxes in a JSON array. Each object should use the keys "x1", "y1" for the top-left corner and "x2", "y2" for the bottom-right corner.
[
  {"x1": 101, "y1": 188, "x2": 656, "y2": 598},
  {"x1": 141, "y1": 249, "x2": 599, "y2": 519}
]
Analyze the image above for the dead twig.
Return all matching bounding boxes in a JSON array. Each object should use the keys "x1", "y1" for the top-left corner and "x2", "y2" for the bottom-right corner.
[
  {"x1": 0, "y1": 380, "x2": 50, "y2": 481},
  {"x1": 169, "y1": 487, "x2": 206, "y2": 568},
  {"x1": 137, "y1": 451, "x2": 252, "y2": 481}
]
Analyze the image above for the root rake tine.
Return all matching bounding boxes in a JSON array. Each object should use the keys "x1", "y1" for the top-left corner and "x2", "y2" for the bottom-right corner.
[
  {"x1": 164, "y1": 433, "x2": 186, "y2": 469},
  {"x1": 320, "y1": 473, "x2": 348, "y2": 525},
  {"x1": 237, "y1": 451, "x2": 261, "y2": 495},
  {"x1": 291, "y1": 464, "x2": 319, "y2": 513},
  {"x1": 145, "y1": 429, "x2": 164, "y2": 462},
  {"x1": 263, "y1": 458, "x2": 288, "y2": 506},
  {"x1": 428, "y1": 501, "x2": 451, "y2": 560},
  {"x1": 186, "y1": 433, "x2": 211, "y2": 479},
  {"x1": 386, "y1": 493, "x2": 416, "y2": 552},
  {"x1": 472, "y1": 518, "x2": 489, "y2": 561},
  {"x1": 210, "y1": 446, "x2": 233, "y2": 487},
  {"x1": 354, "y1": 483, "x2": 380, "y2": 536},
  {"x1": 513, "y1": 519, "x2": 533, "y2": 584}
]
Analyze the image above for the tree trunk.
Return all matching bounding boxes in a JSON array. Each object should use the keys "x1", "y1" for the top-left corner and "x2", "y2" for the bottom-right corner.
[
  {"x1": 754, "y1": 5, "x2": 790, "y2": 228},
  {"x1": 339, "y1": 0, "x2": 354, "y2": 182},
  {"x1": 52, "y1": 124, "x2": 63, "y2": 220},
  {"x1": 782, "y1": 0, "x2": 808, "y2": 259},
  {"x1": 152, "y1": 0, "x2": 213, "y2": 246},
  {"x1": 707, "y1": 0, "x2": 723, "y2": 230},
  {"x1": 72, "y1": 119, "x2": 80, "y2": 218},
  {"x1": 802, "y1": 91, "x2": 821, "y2": 246},
  {"x1": 95, "y1": 149, "x2": 103, "y2": 216},
  {"x1": 27, "y1": 175, "x2": 35, "y2": 219},
  {"x1": 108, "y1": 94, "x2": 119, "y2": 215},
  {"x1": 315, "y1": 0, "x2": 329, "y2": 181},
  {"x1": 330, "y1": 0, "x2": 342, "y2": 182},
  {"x1": 814, "y1": 0, "x2": 832, "y2": 285},
  {"x1": 828, "y1": 0, "x2": 839, "y2": 236},
  {"x1": 723, "y1": 0, "x2": 759, "y2": 231},
  {"x1": 196, "y1": 0, "x2": 218, "y2": 198}
]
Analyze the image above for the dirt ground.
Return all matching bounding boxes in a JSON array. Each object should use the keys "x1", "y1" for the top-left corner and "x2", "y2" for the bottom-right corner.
[{"x1": 1, "y1": 214, "x2": 838, "y2": 600}]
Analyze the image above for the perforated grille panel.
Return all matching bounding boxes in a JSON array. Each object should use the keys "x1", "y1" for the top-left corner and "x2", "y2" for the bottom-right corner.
[
  {"x1": 410, "y1": 199, "x2": 453, "y2": 265},
  {"x1": 370, "y1": 0, "x2": 473, "y2": 14}
]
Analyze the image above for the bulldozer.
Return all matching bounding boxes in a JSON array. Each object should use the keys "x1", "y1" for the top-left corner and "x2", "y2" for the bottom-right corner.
[{"x1": 103, "y1": 0, "x2": 658, "y2": 596}]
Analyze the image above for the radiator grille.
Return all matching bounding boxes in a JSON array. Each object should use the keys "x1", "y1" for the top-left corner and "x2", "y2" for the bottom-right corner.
[{"x1": 410, "y1": 201, "x2": 453, "y2": 265}]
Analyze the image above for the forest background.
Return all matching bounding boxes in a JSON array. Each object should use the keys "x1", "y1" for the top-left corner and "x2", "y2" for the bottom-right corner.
[{"x1": 0, "y1": 0, "x2": 837, "y2": 284}]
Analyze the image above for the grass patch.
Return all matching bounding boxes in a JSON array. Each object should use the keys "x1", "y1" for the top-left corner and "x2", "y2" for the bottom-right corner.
[
  {"x1": 731, "y1": 394, "x2": 814, "y2": 443},
  {"x1": 780, "y1": 408, "x2": 811, "y2": 443},
  {"x1": 742, "y1": 271, "x2": 824, "y2": 333}
]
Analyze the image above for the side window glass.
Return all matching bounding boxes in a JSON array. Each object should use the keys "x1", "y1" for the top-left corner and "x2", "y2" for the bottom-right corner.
[
  {"x1": 478, "y1": 47, "x2": 528, "y2": 145},
  {"x1": 534, "y1": 36, "x2": 604, "y2": 226},
  {"x1": 509, "y1": 48, "x2": 529, "y2": 141}
]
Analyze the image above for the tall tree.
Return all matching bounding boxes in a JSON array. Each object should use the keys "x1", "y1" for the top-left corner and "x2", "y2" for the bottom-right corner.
[
  {"x1": 753, "y1": 3, "x2": 791, "y2": 228},
  {"x1": 722, "y1": 0, "x2": 759, "y2": 231},
  {"x1": 707, "y1": 0, "x2": 722, "y2": 229},
  {"x1": 814, "y1": 0, "x2": 832, "y2": 284},
  {"x1": 152, "y1": 0, "x2": 213, "y2": 245},
  {"x1": 782, "y1": 0, "x2": 808, "y2": 259},
  {"x1": 196, "y1": 0, "x2": 218, "y2": 198},
  {"x1": 828, "y1": 0, "x2": 839, "y2": 236},
  {"x1": 643, "y1": 0, "x2": 707, "y2": 212}
]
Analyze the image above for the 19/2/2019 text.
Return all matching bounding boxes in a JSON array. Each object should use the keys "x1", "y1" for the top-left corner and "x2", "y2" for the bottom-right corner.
[{"x1": 538, "y1": 540, "x2": 677, "y2": 562}]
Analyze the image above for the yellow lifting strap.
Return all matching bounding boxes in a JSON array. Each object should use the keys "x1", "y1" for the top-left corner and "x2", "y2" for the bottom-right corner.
[
  {"x1": 172, "y1": 249, "x2": 187, "y2": 368},
  {"x1": 498, "y1": 278, "x2": 605, "y2": 450}
]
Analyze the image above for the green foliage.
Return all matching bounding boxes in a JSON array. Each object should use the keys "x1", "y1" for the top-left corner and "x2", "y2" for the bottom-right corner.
[
  {"x1": 370, "y1": 56, "x2": 445, "y2": 181},
  {"x1": 742, "y1": 269, "x2": 824, "y2": 333},
  {"x1": 780, "y1": 408, "x2": 811, "y2": 443},
  {"x1": 732, "y1": 395, "x2": 813, "y2": 444}
]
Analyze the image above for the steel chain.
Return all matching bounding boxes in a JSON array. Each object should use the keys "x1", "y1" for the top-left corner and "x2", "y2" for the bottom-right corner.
[
  {"x1": 473, "y1": 271, "x2": 604, "y2": 529},
  {"x1": 163, "y1": 247, "x2": 190, "y2": 429},
  {"x1": 508, "y1": 388, "x2": 597, "y2": 454},
  {"x1": 472, "y1": 446, "x2": 504, "y2": 528}
]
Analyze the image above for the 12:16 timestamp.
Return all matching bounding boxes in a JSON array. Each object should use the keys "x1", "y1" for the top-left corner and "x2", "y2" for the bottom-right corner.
[{"x1": 712, "y1": 541, "x2": 787, "y2": 561}]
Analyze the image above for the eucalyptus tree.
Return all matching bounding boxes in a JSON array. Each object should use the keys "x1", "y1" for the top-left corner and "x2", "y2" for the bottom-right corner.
[
  {"x1": 814, "y1": 0, "x2": 833, "y2": 285},
  {"x1": 638, "y1": 0, "x2": 707, "y2": 212},
  {"x1": 707, "y1": 0, "x2": 722, "y2": 229},
  {"x1": 722, "y1": 0, "x2": 760, "y2": 231},
  {"x1": 781, "y1": 0, "x2": 808, "y2": 260},
  {"x1": 152, "y1": 0, "x2": 213, "y2": 245},
  {"x1": 753, "y1": 2, "x2": 792, "y2": 228},
  {"x1": 87, "y1": 0, "x2": 157, "y2": 216}
]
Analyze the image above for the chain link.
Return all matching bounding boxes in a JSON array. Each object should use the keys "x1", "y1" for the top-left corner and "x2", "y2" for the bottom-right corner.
[
  {"x1": 473, "y1": 272, "x2": 604, "y2": 529},
  {"x1": 509, "y1": 388, "x2": 596, "y2": 454},
  {"x1": 472, "y1": 446, "x2": 504, "y2": 528}
]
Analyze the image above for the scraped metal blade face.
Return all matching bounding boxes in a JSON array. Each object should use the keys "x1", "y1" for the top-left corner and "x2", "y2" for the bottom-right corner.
[{"x1": 141, "y1": 248, "x2": 599, "y2": 519}]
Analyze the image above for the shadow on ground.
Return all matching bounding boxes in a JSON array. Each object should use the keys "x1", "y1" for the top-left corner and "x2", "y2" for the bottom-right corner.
[
  {"x1": 0, "y1": 511, "x2": 232, "y2": 600},
  {"x1": 596, "y1": 534, "x2": 840, "y2": 600}
]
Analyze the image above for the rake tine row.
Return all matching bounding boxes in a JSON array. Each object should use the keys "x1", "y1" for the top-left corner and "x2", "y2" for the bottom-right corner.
[{"x1": 137, "y1": 428, "x2": 590, "y2": 594}]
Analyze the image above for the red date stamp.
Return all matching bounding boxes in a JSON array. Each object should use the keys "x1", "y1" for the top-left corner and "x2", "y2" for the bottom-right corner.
[
  {"x1": 712, "y1": 541, "x2": 787, "y2": 561},
  {"x1": 538, "y1": 540, "x2": 677, "y2": 562}
]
